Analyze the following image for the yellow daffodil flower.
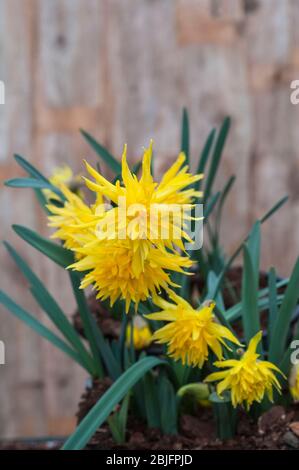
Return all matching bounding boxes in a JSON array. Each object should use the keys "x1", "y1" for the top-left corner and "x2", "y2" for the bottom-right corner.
[
  {"x1": 205, "y1": 331, "x2": 284, "y2": 410},
  {"x1": 146, "y1": 292, "x2": 241, "y2": 367},
  {"x1": 47, "y1": 183, "x2": 103, "y2": 254},
  {"x1": 69, "y1": 238, "x2": 192, "y2": 312},
  {"x1": 83, "y1": 142, "x2": 203, "y2": 250},
  {"x1": 289, "y1": 363, "x2": 299, "y2": 401},
  {"x1": 126, "y1": 316, "x2": 152, "y2": 350},
  {"x1": 44, "y1": 165, "x2": 82, "y2": 201}
]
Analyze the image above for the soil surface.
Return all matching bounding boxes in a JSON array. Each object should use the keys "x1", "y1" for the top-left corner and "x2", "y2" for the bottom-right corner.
[
  {"x1": 77, "y1": 379, "x2": 299, "y2": 450},
  {"x1": 0, "y1": 439, "x2": 63, "y2": 450}
]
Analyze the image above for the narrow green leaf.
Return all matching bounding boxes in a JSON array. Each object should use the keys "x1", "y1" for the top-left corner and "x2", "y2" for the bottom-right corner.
[
  {"x1": 181, "y1": 108, "x2": 189, "y2": 164},
  {"x1": 12, "y1": 225, "x2": 74, "y2": 268},
  {"x1": 62, "y1": 356, "x2": 164, "y2": 450},
  {"x1": 214, "y1": 175, "x2": 236, "y2": 240},
  {"x1": 0, "y1": 291, "x2": 86, "y2": 369},
  {"x1": 195, "y1": 128, "x2": 216, "y2": 192},
  {"x1": 13, "y1": 155, "x2": 52, "y2": 212},
  {"x1": 242, "y1": 245, "x2": 260, "y2": 346},
  {"x1": 5, "y1": 177, "x2": 64, "y2": 199},
  {"x1": 107, "y1": 394, "x2": 130, "y2": 444},
  {"x1": 69, "y1": 272, "x2": 106, "y2": 379},
  {"x1": 204, "y1": 117, "x2": 231, "y2": 203},
  {"x1": 269, "y1": 258, "x2": 299, "y2": 364},
  {"x1": 4, "y1": 242, "x2": 95, "y2": 375},
  {"x1": 80, "y1": 129, "x2": 121, "y2": 175},
  {"x1": 170, "y1": 359, "x2": 192, "y2": 389},
  {"x1": 260, "y1": 196, "x2": 288, "y2": 224},
  {"x1": 226, "y1": 293, "x2": 284, "y2": 323},
  {"x1": 69, "y1": 273, "x2": 123, "y2": 380},
  {"x1": 268, "y1": 268, "x2": 278, "y2": 344},
  {"x1": 158, "y1": 375, "x2": 177, "y2": 435},
  {"x1": 14, "y1": 154, "x2": 49, "y2": 182},
  {"x1": 204, "y1": 192, "x2": 220, "y2": 220},
  {"x1": 142, "y1": 373, "x2": 161, "y2": 428},
  {"x1": 247, "y1": 221, "x2": 261, "y2": 282},
  {"x1": 34, "y1": 188, "x2": 50, "y2": 213}
]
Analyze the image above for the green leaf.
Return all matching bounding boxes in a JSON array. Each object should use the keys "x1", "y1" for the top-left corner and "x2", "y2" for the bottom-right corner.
[
  {"x1": 14, "y1": 154, "x2": 49, "y2": 182},
  {"x1": 107, "y1": 394, "x2": 130, "y2": 444},
  {"x1": 268, "y1": 268, "x2": 278, "y2": 344},
  {"x1": 12, "y1": 225, "x2": 74, "y2": 268},
  {"x1": 13, "y1": 154, "x2": 52, "y2": 212},
  {"x1": 269, "y1": 257, "x2": 299, "y2": 364},
  {"x1": 4, "y1": 242, "x2": 95, "y2": 375},
  {"x1": 247, "y1": 221, "x2": 261, "y2": 282},
  {"x1": 195, "y1": 128, "x2": 216, "y2": 192},
  {"x1": 241, "y1": 245, "x2": 260, "y2": 347},
  {"x1": 204, "y1": 192, "x2": 220, "y2": 221},
  {"x1": 34, "y1": 188, "x2": 50, "y2": 213},
  {"x1": 158, "y1": 375, "x2": 178, "y2": 435},
  {"x1": 169, "y1": 359, "x2": 192, "y2": 388},
  {"x1": 0, "y1": 291, "x2": 86, "y2": 369},
  {"x1": 142, "y1": 372, "x2": 161, "y2": 428},
  {"x1": 226, "y1": 293, "x2": 284, "y2": 323},
  {"x1": 80, "y1": 129, "x2": 121, "y2": 175},
  {"x1": 206, "y1": 271, "x2": 225, "y2": 311},
  {"x1": 260, "y1": 196, "x2": 288, "y2": 224},
  {"x1": 69, "y1": 272, "x2": 109, "y2": 379},
  {"x1": 210, "y1": 391, "x2": 237, "y2": 440},
  {"x1": 214, "y1": 175, "x2": 236, "y2": 241},
  {"x1": 62, "y1": 356, "x2": 164, "y2": 450},
  {"x1": 181, "y1": 108, "x2": 189, "y2": 164},
  {"x1": 5, "y1": 177, "x2": 64, "y2": 200},
  {"x1": 204, "y1": 117, "x2": 230, "y2": 203}
]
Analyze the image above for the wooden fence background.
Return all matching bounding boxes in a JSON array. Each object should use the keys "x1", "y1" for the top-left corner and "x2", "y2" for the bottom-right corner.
[{"x1": 0, "y1": 0, "x2": 299, "y2": 438}]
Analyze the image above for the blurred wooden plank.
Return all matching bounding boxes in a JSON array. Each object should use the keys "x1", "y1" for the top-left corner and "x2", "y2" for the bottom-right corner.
[
  {"x1": 39, "y1": 0, "x2": 103, "y2": 107},
  {"x1": 0, "y1": 0, "x2": 47, "y2": 438},
  {"x1": 176, "y1": 0, "x2": 244, "y2": 46},
  {"x1": 35, "y1": 0, "x2": 105, "y2": 435}
]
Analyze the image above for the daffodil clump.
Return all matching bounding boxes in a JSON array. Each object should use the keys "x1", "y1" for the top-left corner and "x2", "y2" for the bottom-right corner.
[
  {"x1": 46, "y1": 142, "x2": 286, "y2": 414},
  {"x1": 4, "y1": 115, "x2": 299, "y2": 447}
]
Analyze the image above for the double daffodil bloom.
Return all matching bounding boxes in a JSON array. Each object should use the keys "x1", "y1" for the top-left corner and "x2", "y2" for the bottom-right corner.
[
  {"x1": 47, "y1": 183, "x2": 103, "y2": 254},
  {"x1": 205, "y1": 331, "x2": 284, "y2": 410},
  {"x1": 83, "y1": 142, "x2": 203, "y2": 250},
  {"x1": 146, "y1": 292, "x2": 241, "y2": 368},
  {"x1": 70, "y1": 239, "x2": 192, "y2": 312}
]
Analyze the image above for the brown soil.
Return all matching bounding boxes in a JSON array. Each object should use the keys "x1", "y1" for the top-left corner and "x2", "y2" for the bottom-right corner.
[
  {"x1": 77, "y1": 379, "x2": 299, "y2": 450},
  {"x1": 73, "y1": 296, "x2": 120, "y2": 340},
  {"x1": 0, "y1": 439, "x2": 62, "y2": 450}
]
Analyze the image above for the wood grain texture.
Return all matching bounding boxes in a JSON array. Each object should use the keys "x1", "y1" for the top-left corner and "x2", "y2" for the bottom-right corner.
[{"x1": 0, "y1": 0, "x2": 299, "y2": 438}]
